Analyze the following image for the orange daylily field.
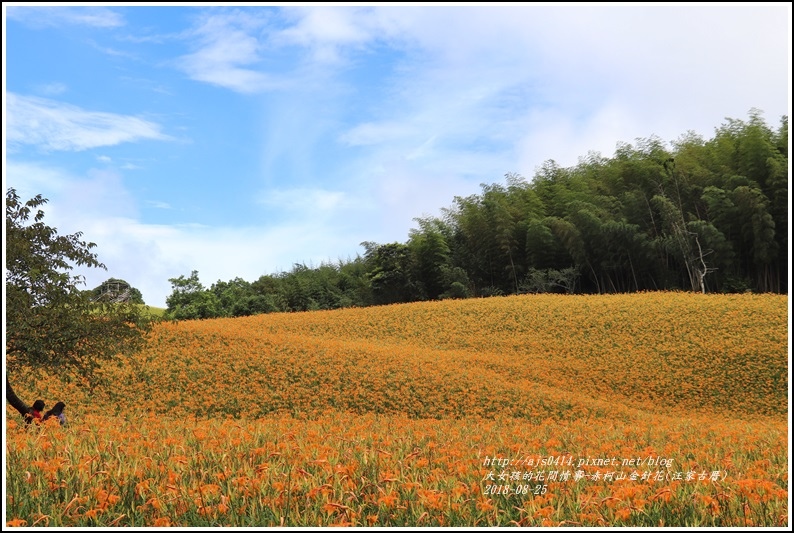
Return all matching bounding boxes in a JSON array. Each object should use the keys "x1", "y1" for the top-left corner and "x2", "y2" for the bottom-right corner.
[{"x1": 5, "y1": 292, "x2": 789, "y2": 527}]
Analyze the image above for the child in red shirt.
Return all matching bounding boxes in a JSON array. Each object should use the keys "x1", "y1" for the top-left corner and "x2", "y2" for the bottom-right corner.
[
  {"x1": 31, "y1": 399, "x2": 45, "y2": 420},
  {"x1": 25, "y1": 399, "x2": 46, "y2": 425}
]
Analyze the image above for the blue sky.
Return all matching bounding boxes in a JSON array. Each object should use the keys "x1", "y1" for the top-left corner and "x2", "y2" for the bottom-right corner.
[{"x1": 4, "y1": 4, "x2": 791, "y2": 307}]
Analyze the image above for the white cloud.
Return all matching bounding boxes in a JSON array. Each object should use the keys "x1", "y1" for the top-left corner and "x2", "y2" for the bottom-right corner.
[
  {"x1": 7, "y1": 93, "x2": 172, "y2": 152},
  {"x1": 177, "y1": 9, "x2": 285, "y2": 93},
  {"x1": 257, "y1": 187, "x2": 351, "y2": 213},
  {"x1": 6, "y1": 6, "x2": 124, "y2": 28},
  {"x1": 4, "y1": 161, "x2": 72, "y2": 199},
  {"x1": 87, "y1": 40, "x2": 138, "y2": 60},
  {"x1": 6, "y1": 5, "x2": 789, "y2": 307},
  {"x1": 179, "y1": 39, "x2": 275, "y2": 93},
  {"x1": 67, "y1": 214, "x2": 372, "y2": 308},
  {"x1": 146, "y1": 200, "x2": 173, "y2": 210},
  {"x1": 276, "y1": 6, "x2": 386, "y2": 64},
  {"x1": 339, "y1": 121, "x2": 415, "y2": 147},
  {"x1": 279, "y1": 6, "x2": 371, "y2": 47},
  {"x1": 333, "y1": 5, "x2": 790, "y2": 176},
  {"x1": 33, "y1": 82, "x2": 68, "y2": 96},
  {"x1": 177, "y1": 7, "x2": 404, "y2": 92},
  {"x1": 5, "y1": 162, "x2": 372, "y2": 308}
]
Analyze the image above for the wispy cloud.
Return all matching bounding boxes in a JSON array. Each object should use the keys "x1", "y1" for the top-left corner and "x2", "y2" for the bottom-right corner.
[
  {"x1": 6, "y1": 6, "x2": 124, "y2": 29},
  {"x1": 276, "y1": 6, "x2": 389, "y2": 64},
  {"x1": 177, "y1": 9, "x2": 284, "y2": 93},
  {"x1": 6, "y1": 5, "x2": 788, "y2": 307},
  {"x1": 146, "y1": 200, "x2": 173, "y2": 210},
  {"x1": 87, "y1": 39, "x2": 139, "y2": 60},
  {"x1": 331, "y1": 5, "x2": 789, "y2": 174},
  {"x1": 33, "y1": 82, "x2": 68, "y2": 96},
  {"x1": 176, "y1": 7, "x2": 401, "y2": 92},
  {"x1": 119, "y1": 76, "x2": 174, "y2": 96},
  {"x1": 278, "y1": 6, "x2": 372, "y2": 48},
  {"x1": 7, "y1": 93, "x2": 172, "y2": 152},
  {"x1": 257, "y1": 187, "x2": 352, "y2": 214},
  {"x1": 339, "y1": 121, "x2": 415, "y2": 147}
]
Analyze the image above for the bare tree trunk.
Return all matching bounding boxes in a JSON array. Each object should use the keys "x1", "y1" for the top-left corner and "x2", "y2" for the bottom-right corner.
[
  {"x1": 586, "y1": 261, "x2": 601, "y2": 294},
  {"x1": 5, "y1": 375, "x2": 31, "y2": 419},
  {"x1": 628, "y1": 254, "x2": 639, "y2": 292},
  {"x1": 693, "y1": 233, "x2": 715, "y2": 294},
  {"x1": 508, "y1": 250, "x2": 519, "y2": 294}
]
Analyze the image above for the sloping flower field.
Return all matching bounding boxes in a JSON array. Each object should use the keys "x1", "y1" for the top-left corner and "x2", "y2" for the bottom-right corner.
[{"x1": 5, "y1": 292, "x2": 788, "y2": 526}]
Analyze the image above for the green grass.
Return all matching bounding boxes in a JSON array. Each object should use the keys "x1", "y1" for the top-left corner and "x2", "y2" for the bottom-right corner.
[{"x1": 138, "y1": 304, "x2": 166, "y2": 318}]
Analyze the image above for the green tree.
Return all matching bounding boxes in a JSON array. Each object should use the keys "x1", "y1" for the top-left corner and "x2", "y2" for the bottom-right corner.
[
  {"x1": 732, "y1": 185, "x2": 779, "y2": 292},
  {"x1": 251, "y1": 274, "x2": 290, "y2": 312},
  {"x1": 448, "y1": 193, "x2": 494, "y2": 294},
  {"x1": 525, "y1": 218, "x2": 562, "y2": 270},
  {"x1": 91, "y1": 277, "x2": 145, "y2": 304},
  {"x1": 6, "y1": 188, "x2": 153, "y2": 418},
  {"x1": 564, "y1": 202, "x2": 614, "y2": 293},
  {"x1": 165, "y1": 270, "x2": 222, "y2": 319},
  {"x1": 338, "y1": 256, "x2": 373, "y2": 307},
  {"x1": 408, "y1": 216, "x2": 452, "y2": 300},
  {"x1": 482, "y1": 183, "x2": 523, "y2": 293},
  {"x1": 363, "y1": 242, "x2": 421, "y2": 305}
]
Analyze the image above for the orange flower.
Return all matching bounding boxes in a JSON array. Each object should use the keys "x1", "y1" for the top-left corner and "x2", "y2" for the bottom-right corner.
[
  {"x1": 323, "y1": 502, "x2": 350, "y2": 515},
  {"x1": 615, "y1": 508, "x2": 632, "y2": 521},
  {"x1": 377, "y1": 492, "x2": 399, "y2": 509},
  {"x1": 476, "y1": 498, "x2": 495, "y2": 512},
  {"x1": 533, "y1": 506, "x2": 555, "y2": 519},
  {"x1": 4, "y1": 292, "x2": 787, "y2": 527},
  {"x1": 84, "y1": 508, "x2": 104, "y2": 520}
]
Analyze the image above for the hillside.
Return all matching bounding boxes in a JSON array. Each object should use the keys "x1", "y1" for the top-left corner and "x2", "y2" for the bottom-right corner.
[
  {"x1": 24, "y1": 291, "x2": 787, "y2": 420},
  {"x1": 6, "y1": 291, "x2": 788, "y2": 527}
]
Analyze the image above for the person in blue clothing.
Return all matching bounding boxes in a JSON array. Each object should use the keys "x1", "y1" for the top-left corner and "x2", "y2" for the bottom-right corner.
[{"x1": 43, "y1": 402, "x2": 67, "y2": 426}]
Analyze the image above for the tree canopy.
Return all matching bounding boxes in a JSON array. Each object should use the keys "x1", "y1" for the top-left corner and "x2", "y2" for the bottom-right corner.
[
  {"x1": 90, "y1": 278, "x2": 145, "y2": 304},
  {"x1": 5, "y1": 188, "x2": 153, "y2": 408}
]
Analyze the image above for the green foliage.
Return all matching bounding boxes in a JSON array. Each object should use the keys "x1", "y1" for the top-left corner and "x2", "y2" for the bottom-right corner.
[
  {"x1": 364, "y1": 242, "x2": 423, "y2": 305},
  {"x1": 5, "y1": 188, "x2": 153, "y2": 384},
  {"x1": 163, "y1": 258, "x2": 376, "y2": 319},
  {"x1": 165, "y1": 270, "x2": 222, "y2": 320},
  {"x1": 91, "y1": 277, "x2": 145, "y2": 304},
  {"x1": 408, "y1": 217, "x2": 453, "y2": 300},
  {"x1": 440, "y1": 281, "x2": 470, "y2": 299},
  {"x1": 520, "y1": 267, "x2": 580, "y2": 294}
]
